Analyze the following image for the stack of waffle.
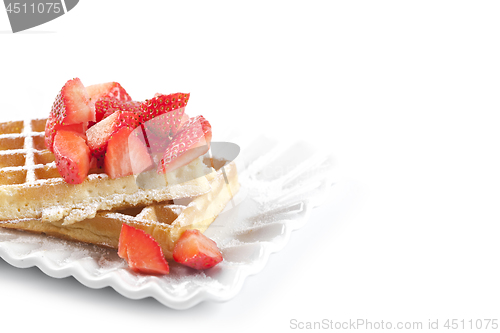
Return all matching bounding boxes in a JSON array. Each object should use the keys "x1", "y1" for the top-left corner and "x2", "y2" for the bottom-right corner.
[{"x1": 0, "y1": 118, "x2": 239, "y2": 259}]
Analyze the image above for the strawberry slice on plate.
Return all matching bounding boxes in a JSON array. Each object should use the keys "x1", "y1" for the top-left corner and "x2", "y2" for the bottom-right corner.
[
  {"x1": 104, "y1": 126, "x2": 154, "y2": 179},
  {"x1": 173, "y1": 229, "x2": 223, "y2": 270},
  {"x1": 118, "y1": 224, "x2": 170, "y2": 275},
  {"x1": 86, "y1": 82, "x2": 132, "y2": 102},
  {"x1": 158, "y1": 115, "x2": 212, "y2": 174},
  {"x1": 53, "y1": 130, "x2": 91, "y2": 184},
  {"x1": 86, "y1": 111, "x2": 141, "y2": 168}
]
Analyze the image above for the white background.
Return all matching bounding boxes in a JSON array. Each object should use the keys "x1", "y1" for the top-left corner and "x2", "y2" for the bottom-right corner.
[{"x1": 1, "y1": 1, "x2": 500, "y2": 332}]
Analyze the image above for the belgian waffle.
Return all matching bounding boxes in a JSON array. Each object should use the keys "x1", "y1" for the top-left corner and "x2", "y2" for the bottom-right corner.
[
  {"x1": 0, "y1": 118, "x2": 214, "y2": 225},
  {"x1": 0, "y1": 158, "x2": 238, "y2": 259}
]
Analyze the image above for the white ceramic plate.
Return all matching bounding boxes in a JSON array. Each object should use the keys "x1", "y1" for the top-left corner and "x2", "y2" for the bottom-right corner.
[{"x1": 0, "y1": 133, "x2": 334, "y2": 309}]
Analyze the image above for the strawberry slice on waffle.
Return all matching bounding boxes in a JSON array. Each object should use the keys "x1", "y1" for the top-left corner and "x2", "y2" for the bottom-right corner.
[
  {"x1": 86, "y1": 82, "x2": 132, "y2": 102},
  {"x1": 141, "y1": 93, "x2": 190, "y2": 123},
  {"x1": 93, "y1": 98, "x2": 142, "y2": 124},
  {"x1": 45, "y1": 78, "x2": 94, "y2": 152},
  {"x1": 53, "y1": 130, "x2": 91, "y2": 184},
  {"x1": 104, "y1": 126, "x2": 154, "y2": 179},
  {"x1": 86, "y1": 111, "x2": 142, "y2": 168},
  {"x1": 158, "y1": 115, "x2": 212, "y2": 174}
]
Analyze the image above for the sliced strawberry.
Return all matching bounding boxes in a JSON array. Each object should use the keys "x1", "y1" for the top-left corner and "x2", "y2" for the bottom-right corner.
[
  {"x1": 118, "y1": 224, "x2": 170, "y2": 275},
  {"x1": 86, "y1": 111, "x2": 141, "y2": 168},
  {"x1": 53, "y1": 130, "x2": 91, "y2": 184},
  {"x1": 142, "y1": 106, "x2": 186, "y2": 137},
  {"x1": 179, "y1": 112, "x2": 190, "y2": 128},
  {"x1": 141, "y1": 107, "x2": 186, "y2": 155},
  {"x1": 173, "y1": 229, "x2": 223, "y2": 270},
  {"x1": 89, "y1": 156, "x2": 98, "y2": 170},
  {"x1": 104, "y1": 127, "x2": 134, "y2": 179},
  {"x1": 50, "y1": 78, "x2": 95, "y2": 126},
  {"x1": 117, "y1": 223, "x2": 132, "y2": 259},
  {"x1": 104, "y1": 126, "x2": 154, "y2": 179},
  {"x1": 140, "y1": 93, "x2": 190, "y2": 123},
  {"x1": 93, "y1": 98, "x2": 142, "y2": 124},
  {"x1": 158, "y1": 115, "x2": 212, "y2": 174},
  {"x1": 86, "y1": 82, "x2": 132, "y2": 102},
  {"x1": 128, "y1": 129, "x2": 156, "y2": 175},
  {"x1": 45, "y1": 117, "x2": 87, "y2": 152}
]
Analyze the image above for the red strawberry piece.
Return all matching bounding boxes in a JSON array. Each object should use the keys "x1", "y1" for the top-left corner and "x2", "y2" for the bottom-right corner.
[
  {"x1": 179, "y1": 112, "x2": 190, "y2": 128},
  {"x1": 158, "y1": 115, "x2": 212, "y2": 174},
  {"x1": 86, "y1": 82, "x2": 132, "y2": 102},
  {"x1": 140, "y1": 93, "x2": 190, "y2": 123},
  {"x1": 128, "y1": 128, "x2": 156, "y2": 175},
  {"x1": 53, "y1": 130, "x2": 91, "y2": 184},
  {"x1": 86, "y1": 111, "x2": 141, "y2": 168},
  {"x1": 173, "y1": 229, "x2": 223, "y2": 270},
  {"x1": 50, "y1": 78, "x2": 95, "y2": 126},
  {"x1": 104, "y1": 126, "x2": 154, "y2": 179},
  {"x1": 45, "y1": 117, "x2": 87, "y2": 152},
  {"x1": 143, "y1": 106, "x2": 186, "y2": 137},
  {"x1": 118, "y1": 224, "x2": 170, "y2": 275},
  {"x1": 141, "y1": 107, "x2": 186, "y2": 154},
  {"x1": 89, "y1": 156, "x2": 98, "y2": 170},
  {"x1": 95, "y1": 98, "x2": 142, "y2": 123}
]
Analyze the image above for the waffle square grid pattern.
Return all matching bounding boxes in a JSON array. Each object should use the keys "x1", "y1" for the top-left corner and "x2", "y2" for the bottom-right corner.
[{"x1": 0, "y1": 118, "x2": 59, "y2": 185}]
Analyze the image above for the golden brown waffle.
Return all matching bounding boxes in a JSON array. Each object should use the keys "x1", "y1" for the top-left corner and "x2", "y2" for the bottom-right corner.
[
  {"x1": 0, "y1": 118, "x2": 214, "y2": 225},
  {"x1": 0, "y1": 158, "x2": 238, "y2": 259}
]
